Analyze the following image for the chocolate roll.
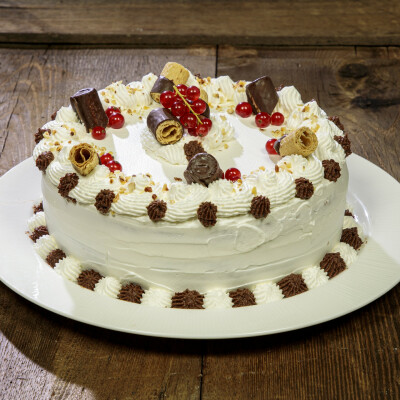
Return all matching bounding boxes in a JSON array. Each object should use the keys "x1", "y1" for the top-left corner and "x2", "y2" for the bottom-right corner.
[
  {"x1": 70, "y1": 88, "x2": 108, "y2": 133},
  {"x1": 246, "y1": 76, "x2": 279, "y2": 115},
  {"x1": 184, "y1": 153, "x2": 223, "y2": 187},
  {"x1": 150, "y1": 76, "x2": 175, "y2": 103},
  {"x1": 147, "y1": 108, "x2": 183, "y2": 145},
  {"x1": 201, "y1": 102, "x2": 210, "y2": 118}
]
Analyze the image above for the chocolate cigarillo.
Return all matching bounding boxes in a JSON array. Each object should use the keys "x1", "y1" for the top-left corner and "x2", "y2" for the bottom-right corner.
[
  {"x1": 70, "y1": 88, "x2": 108, "y2": 133},
  {"x1": 147, "y1": 108, "x2": 184, "y2": 145},
  {"x1": 246, "y1": 76, "x2": 279, "y2": 115},
  {"x1": 150, "y1": 76, "x2": 175, "y2": 103}
]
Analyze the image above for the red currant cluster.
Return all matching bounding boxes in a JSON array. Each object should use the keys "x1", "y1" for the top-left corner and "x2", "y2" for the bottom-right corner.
[
  {"x1": 91, "y1": 107, "x2": 125, "y2": 141},
  {"x1": 160, "y1": 85, "x2": 212, "y2": 137},
  {"x1": 235, "y1": 102, "x2": 284, "y2": 128},
  {"x1": 100, "y1": 152, "x2": 122, "y2": 173}
]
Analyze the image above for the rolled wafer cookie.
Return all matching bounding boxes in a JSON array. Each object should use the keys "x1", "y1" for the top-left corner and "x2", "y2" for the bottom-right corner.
[
  {"x1": 161, "y1": 62, "x2": 189, "y2": 85},
  {"x1": 69, "y1": 143, "x2": 99, "y2": 176},
  {"x1": 279, "y1": 127, "x2": 318, "y2": 157},
  {"x1": 150, "y1": 76, "x2": 175, "y2": 103},
  {"x1": 147, "y1": 108, "x2": 184, "y2": 145}
]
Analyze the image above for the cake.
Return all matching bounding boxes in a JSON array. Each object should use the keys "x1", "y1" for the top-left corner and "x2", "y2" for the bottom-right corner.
[{"x1": 28, "y1": 62, "x2": 364, "y2": 309}]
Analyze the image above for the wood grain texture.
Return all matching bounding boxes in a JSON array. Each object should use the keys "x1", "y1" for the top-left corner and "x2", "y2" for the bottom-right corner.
[
  {"x1": 0, "y1": 46, "x2": 399, "y2": 399},
  {"x1": 1, "y1": 0, "x2": 400, "y2": 46}
]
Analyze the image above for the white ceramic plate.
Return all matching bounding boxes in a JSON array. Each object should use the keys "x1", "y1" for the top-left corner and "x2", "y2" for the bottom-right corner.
[{"x1": 0, "y1": 155, "x2": 399, "y2": 339}]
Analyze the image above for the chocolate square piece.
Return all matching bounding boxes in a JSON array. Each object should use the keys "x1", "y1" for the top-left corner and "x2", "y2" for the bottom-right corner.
[
  {"x1": 70, "y1": 88, "x2": 108, "y2": 132},
  {"x1": 246, "y1": 76, "x2": 279, "y2": 115}
]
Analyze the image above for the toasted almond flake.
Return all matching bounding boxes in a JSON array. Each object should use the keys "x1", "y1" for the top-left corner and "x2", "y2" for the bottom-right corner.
[
  {"x1": 259, "y1": 166, "x2": 266, "y2": 171},
  {"x1": 252, "y1": 187, "x2": 257, "y2": 195},
  {"x1": 162, "y1": 183, "x2": 169, "y2": 191}
]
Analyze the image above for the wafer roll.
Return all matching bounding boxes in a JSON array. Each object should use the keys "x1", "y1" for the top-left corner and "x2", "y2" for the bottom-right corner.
[
  {"x1": 150, "y1": 76, "x2": 175, "y2": 103},
  {"x1": 161, "y1": 62, "x2": 189, "y2": 85},
  {"x1": 200, "y1": 88, "x2": 208, "y2": 103},
  {"x1": 69, "y1": 143, "x2": 99, "y2": 176},
  {"x1": 70, "y1": 88, "x2": 108, "y2": 132},
  {"x1": 279, "y1": 127, "x2": 318, "y2": 157},
  {"x1": 147, "y1": 108, "x2": 183, "y2": 145}
]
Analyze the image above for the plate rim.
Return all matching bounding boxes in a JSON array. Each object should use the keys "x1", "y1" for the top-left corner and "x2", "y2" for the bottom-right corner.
[{"x1": 0, "y1": 155, "x2": 399, "y2": 339}]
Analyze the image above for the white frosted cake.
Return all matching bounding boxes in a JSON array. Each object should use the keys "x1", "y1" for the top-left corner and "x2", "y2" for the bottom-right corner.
[{"x1": 29, "y1": 62, "x2": 364, "y2": 309}]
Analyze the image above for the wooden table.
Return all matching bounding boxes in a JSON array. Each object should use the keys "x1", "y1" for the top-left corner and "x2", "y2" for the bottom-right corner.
[{"x1": 0, "y1": 2, "x2": 399, "y2": 399}]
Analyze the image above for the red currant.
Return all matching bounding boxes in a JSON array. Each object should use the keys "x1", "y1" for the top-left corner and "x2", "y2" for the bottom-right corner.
[
  {"x1": 176, "y1": 84, "x2": 188, "y2": 97},
  {"x1": 108, "y1": 112, "x2": 125, "y2": 129},
  {"x1": 105, "y1": 106, "x2": 120, "y2": 118},
  {"x1": 235, "y1": 102, "x2": 253, "y2": 118},
  {"x1": 186, "y1": 86, "x2": 201, "y2": 102},
  {"x1": 200, "y1": 117, "x2": 212, "y2": 131},
  {"x1": 225, "y1": 168, "x2": 241, "y2": 182},
  {"x1": 196, "y1": 125, "x2": 208, "y2": 137},
  {"x1": 188, "y1": 127, "x2": 198, "y2": 136},
  {"x1": 271, "y1": 112, "x2": 284, "y2": 126},
  {"x1": 265, "y1": 138, "x2": 278, "y2": 155},
  {"x1": 171, "y1": 101, "x2": 188, "y2": 117},
  {"x1": 191, "y1": 99, "x2": 207, "y2": 114},
  {"x1": 255, "y1": 112, "x2": 271, "y2": 128},
  {"x1": 92, "y1": 126, "x2": 106, "y2": 140},
  {"x1": 180, "y1": 113, "x2": 198, "y2": 129},
  {"x1": 100, "y1": 153, "x2": 114, "y2": 165},
  {"x1": 106, "y1": 160, "x2": 122, "y2": 173},
  {"x1": 160, "y1": 91, "x2": 176, "y2": 108}
]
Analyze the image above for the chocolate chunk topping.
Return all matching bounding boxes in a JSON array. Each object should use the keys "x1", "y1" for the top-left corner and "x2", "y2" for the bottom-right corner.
[
  {"x1": 147, "y1": 108, "x2": 183, "y2": 145},
  {"x1": 229, "y1": 288, "x2": 256, "y2": 308},
  {"x1": 250, "y1": 196, "x2": 271, "y2": 219},
  {"x1": 184, "y1": 153, "x2": 223, "y2": 187},
  {"x1": 295, "y1": 177, "x2": 314, "y2": 200},
  {"x1": 340, "y1": 227, "x2": 363, "y2": 250},
  {"x1": 34, "y1": 128, "x2": 50, "y2": 144},
  {"x1": 94, "y1": 189, "x2": 115, "y2": 215},
  {"x1": 277, "y1": 274, "x2": 308, "y2": 298},
  {"x1": 328, "y1": 116, "x2": 345, "y2": 131},
  {"x1": 118, "y1": 283, "x2": 145, "y2": 304},
  {"x1": 344, "y1": 209, "x2": 354, "y2": 217},
  {"x1": 77, "y1": 269, "x2": 103, "y2": 291},
  {"x1": 46, "y1": 249, "x2": 66, "y2": 268},
  {"x1": 246, "y1": 76, "x2": 279, "y2": 115},
  {"x1": 184, "y1": 140, "x2": 205, "y2": 161},
  {"x1": 35, "y1": 151, "x2": 54, "y2": 173},
  {"x1": 29, "y1": 225, "x2": 49, "y2": 242},
  {"x1": 33, "y1": 202, "x2": 43, "y2": 214},
  {"x1": 58, "y1": 173, "x2": 79, "y2": 201},
  {"x1": 147, "y1": 200, "x2": 167, "y2": 222},
  {"x1": 70, "y1": 88, "x2": 108, "y2": 132},
  {"x1": 334, "y1": 133, "x2": 352, "y2": 157},
  {"x1": 322, "y1": 159, "x2": 341, "y2": 182},
  {"x1": 171, "y1": 289, "x2": 204, "y2": 309},
  {"x1": 320, "y1": 252, "x2": 346, "y2": 278},
  {"x1": 150, "y1": 76, "x2": 175, "y2": 103},
  {"x1": 197, "y1": 202, "x2": 217, "y2": 227}
]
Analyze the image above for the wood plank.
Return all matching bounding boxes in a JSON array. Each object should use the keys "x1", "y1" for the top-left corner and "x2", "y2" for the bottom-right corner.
[
  {"x1": 0, "y1": 0, "x2": 400, "y2": 46},
  {"x1": 201, "y1": 286, "x2": 400, "y2": 400},
  {"x1": 217, "y1": 45, "x2": 400, "y2": 180},
  {"x1": 0, "y1": 46, "x2": 216, "y2": 399}
]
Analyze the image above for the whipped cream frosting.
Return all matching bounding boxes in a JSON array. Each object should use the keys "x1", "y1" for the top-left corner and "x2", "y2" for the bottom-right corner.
[{"x1": 34, "y1": 74, "x2": 347, "y2": 225}]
